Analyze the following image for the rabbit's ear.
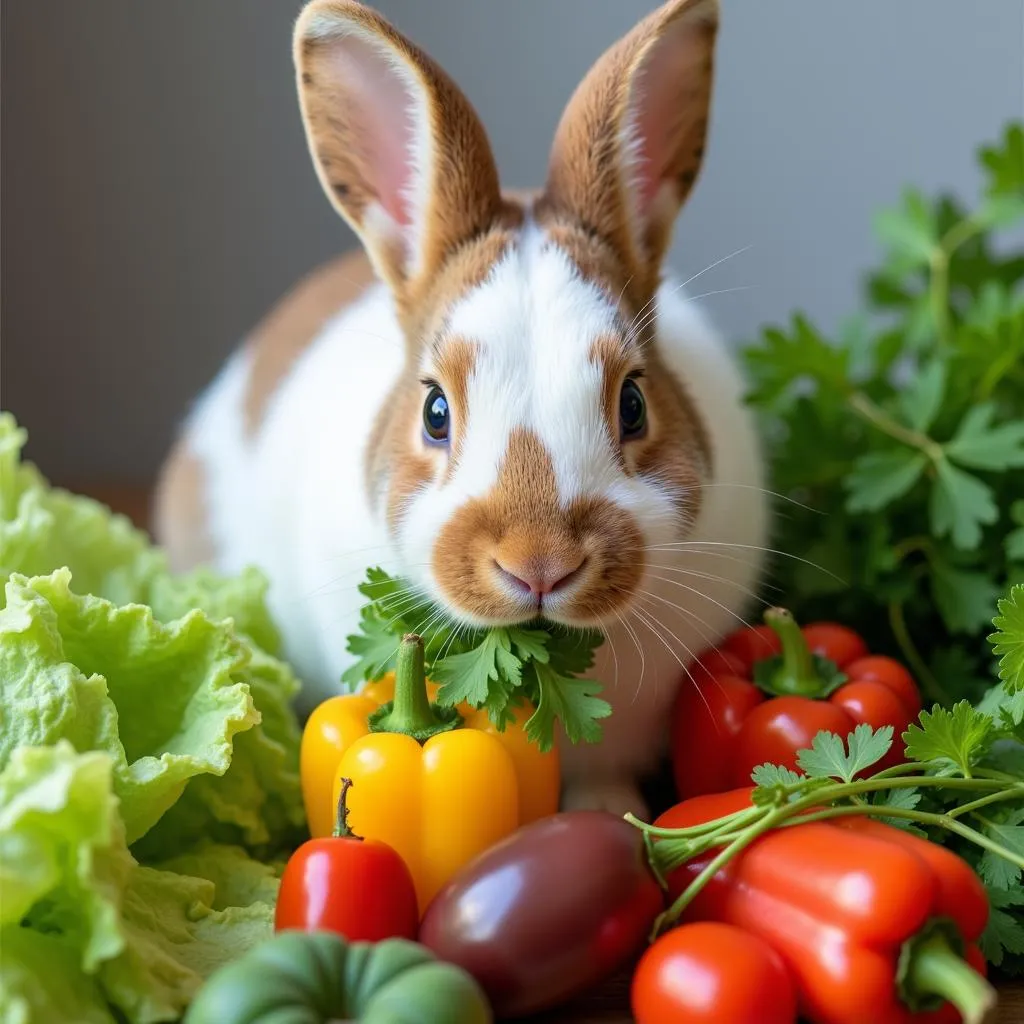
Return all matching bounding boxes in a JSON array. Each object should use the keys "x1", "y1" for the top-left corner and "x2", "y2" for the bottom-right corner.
[
  {"x1": 540, "y1": 0, "x2": 719, "y2": 302},
  {"x1": 294, "y1": 1, "x2": 503, "y2": 302}
]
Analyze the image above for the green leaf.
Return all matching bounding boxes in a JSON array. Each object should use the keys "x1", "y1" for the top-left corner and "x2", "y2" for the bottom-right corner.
[
  {"x1": 989, "y1": 583, "x2": 1024, "y2": 691},
  {"x1": 870, "y1": 787, "x2": 926, "y2": 834},
  {"x1": 929, "y1": 459, "x2": 998, "y2": 550},
  {"x1": 845, "y1": 450, "x2": 927, "y2": 513},
  {"x1": 980, "y1": 886, "x2": 1024, "y2": 967},
  {"x1": 898, "y1": 359, "x2": 946, "y2": 432},
  {"x1": 902, "y1": 701, "x2": 994, "y2": 774},
  {"x1": 432, "y1": 628, "x2": 521, "y2": 709},
  {"x1": 874, "y1": 187, "x2": 939, "y2": 267},
  {"x1": 1007, "y1": 501, "x2": 1024, "y2": 562},
  {"x1": 930, "y1": 559, "x2": 1002, "y2": 635},
  {"x1": 750, "y1": 763, "x2": 805, "y2": 789},
  {"x1": 523, "y1": 662, "x2": 611, "y2": 751},
  {"x1": 945, "y1": 404, "x2": 1024, "y2": 471},
  {"x1": 975, "y1": 193, "x2": 1024, "y2": 230},
  {"x1": 979, "y1": 122, "x2": 1024, "y2": 197},
  {"x1": 796, "y1": 724, "x2": 893, "y2": 783},
  {"x1": 979, "y1": 809, "x2": 1024, "y2": 890}
]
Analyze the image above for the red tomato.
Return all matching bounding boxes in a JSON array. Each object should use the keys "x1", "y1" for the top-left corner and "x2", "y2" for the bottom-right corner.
[
  {"x1": 729, "y1": 696, "x2": 853, "y2": 787},
  {"x1": 799, "y1": 622, "x2": 868, "y2": 667},
  {"x1": 631, "y1": 922, "x2": 797, "y2": 1024},
  {"x1": 843, "y1": 656, "x2": 921, "y2": 717},
  {"x1": 274, "y1": 831, "x2": 419, "y2": 942},
  {"x1": 722, "y1": 624, "x2": 781, "y2": 668}
]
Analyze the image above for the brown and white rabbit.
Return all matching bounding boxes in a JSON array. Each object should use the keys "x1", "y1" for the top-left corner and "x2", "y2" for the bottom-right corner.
[{"x1": 154, "y1": 0, "x2": 770, "y2": 818}]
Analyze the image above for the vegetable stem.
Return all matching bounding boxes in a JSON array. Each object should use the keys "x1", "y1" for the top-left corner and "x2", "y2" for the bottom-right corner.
[
  {"x1": 887, "y1": 600, "x2": 947, "y2": 705},
  {"x1": 762, "y1": 607, "x2": 822, "y2": 695},
  {"x1": 332, "y1": 777, "x2": 362, "y2": 841},
  {"x1": 846, "y1": 391, "x2": 945, "y2": 462},
  {"x1": 901, "y1": 929, "x2": 997, "y2": 1024},
  {"x1": 368, "y1": 634, "x2": 462, "y2": 742}
]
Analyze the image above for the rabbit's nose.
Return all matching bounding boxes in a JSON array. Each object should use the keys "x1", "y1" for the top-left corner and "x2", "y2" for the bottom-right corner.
[{"x1": 493, "y1": 553, "x2": 587, "y2": 598}]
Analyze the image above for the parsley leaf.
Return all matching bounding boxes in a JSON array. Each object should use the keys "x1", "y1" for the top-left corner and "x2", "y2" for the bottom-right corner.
[
  {"x1": 980, "y1": 886, "x2": 1024, "y2": 967},
  {"x1": 523, "y1": 661, "x2": 611, "y2": 751},
  {"x1": 796, "y1": 724, "x2": 894, "y2": 783},
  {"x1": 980, "y1": 809, "x2": 1024, "y2": 890},
  {"x1": 431, "y1": 629, "x2": 521, "y2": 708},
  {"x1": 929, "y1": 459, "x2": 998, "y2": 551},
  {"x1": 989, "y1": 582, "x2": 1024, "y2": 691},
  {"x1": 1007, "y1": 501, "x2": 1024, "y2": 562},
  {"x1": 898, "y1": 359, "x2": 947, "y2": 432},
  {"x1": 945, "y1": 404, "x2": 1024, "y2": 472},
  {"x1": 930, "y1": 559, "x2": 1003, "y2": 635},
  {"x1": 751, "y1": 764, "x2": 805, "y2": 789},
  {"x1": 902, "y1": 701, "x2": 994, "y2": 774},
  {"x1": 873, "y1": 186, "x2": 938, "y2": 269},
  {"x1": 845, "y1": 450, "x2": 927, "y2": 513},
  {"x1": 343, "y1": 568, "x2": 607, "y2": 750},
  {"x1": 870, "y1": 787, "x2": 925, "y2": 833},
  {"x1": 980, "y1": 122, "x2": 1024, "y2": 197}
]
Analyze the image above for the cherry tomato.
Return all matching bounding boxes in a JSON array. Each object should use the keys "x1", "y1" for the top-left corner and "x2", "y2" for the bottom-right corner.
[
  {"x1": 672, "y1": 674, "x2": 765, "y2": 798},
  {"x1": 800, "y1": 622, "x2": 868, "y2": 667},
  {"x1": 722, "y1": 624, "x2": 781, "y2": 668},
  {"x1": 843, "y1": 656, "x2": 921, "y2": 717},
  {"x1": 275, "y1": 780, "x2": 419, "y2": 942},
  {"x1": 729, "y1": 696, "x2": 852, "y2": 787},
  {"x1": 631, "y1": 922, "x2": 797, "y2": 1024}
]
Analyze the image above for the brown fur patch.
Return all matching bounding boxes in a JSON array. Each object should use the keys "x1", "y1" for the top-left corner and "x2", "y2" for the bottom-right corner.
[
  {"x1": 243, "y1": 249, "x2": 378, "y2": 437},
  {"x1": 151, "y1": 443, "x2": 215, "y2": 571},
  {"x1": 536, "y1": 0, "x2": 718, "y2": 307},
  {"x1": 432, "y1": 429, "x2": 645, "y2": 624},
  {"x1": 364, "y1": 221, "x2": 519, "y2": 525},
  {"x1": 588, "y1": 328, "x2": 712, "y2": 524}
]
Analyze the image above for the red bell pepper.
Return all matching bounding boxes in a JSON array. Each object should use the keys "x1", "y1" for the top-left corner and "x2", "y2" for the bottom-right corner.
[
  {"x1": 672, "y1": 607, "x2": 921, "y2": 798},
  {"x1": 653, "y1": 788, "x2": 995, "y2": 1024}
]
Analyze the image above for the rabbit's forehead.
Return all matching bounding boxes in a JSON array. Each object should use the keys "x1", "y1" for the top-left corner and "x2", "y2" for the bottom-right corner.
[{"x1": 437, "y1": 231, "x2": 629, "y2": 503}]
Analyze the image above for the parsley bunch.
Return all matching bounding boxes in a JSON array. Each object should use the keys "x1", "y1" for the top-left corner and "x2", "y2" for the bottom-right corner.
[
  {"x1": 342, "y1": 568, "x2": 609, "y2": 751},
  {"x1": 741, "y1": 122, "x2": 1024, "y2": 707},
  {"x1": 631, "y1": 582, "x2": 1024, "y2": 971}
]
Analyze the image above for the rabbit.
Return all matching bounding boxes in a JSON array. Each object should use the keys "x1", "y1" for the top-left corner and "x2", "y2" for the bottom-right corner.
[{"x1": 153, "y1": 0, "x2": 770, "y2": 820}]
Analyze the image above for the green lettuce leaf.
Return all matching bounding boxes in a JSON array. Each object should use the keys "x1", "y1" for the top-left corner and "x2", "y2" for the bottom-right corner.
[
  {"x1": 0, "y1": 569, "x2": 259, "y2": 846},
  {"x1": 0, "y1": 742, "x2": 277, "y2": 1024}
]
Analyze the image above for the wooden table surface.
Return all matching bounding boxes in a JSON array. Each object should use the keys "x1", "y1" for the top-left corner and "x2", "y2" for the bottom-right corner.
[{"x1": 76, "y1": 483, "x2": 1024, "y2": 1024}]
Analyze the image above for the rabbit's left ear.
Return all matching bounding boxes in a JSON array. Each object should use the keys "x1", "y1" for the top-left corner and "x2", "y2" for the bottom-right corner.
[
  {"x1": 540, "y1": 0, "x2": 719, "y2": 302},
  {"x1": 293, "y1": 1, "x2": 504, "y2": 304}
]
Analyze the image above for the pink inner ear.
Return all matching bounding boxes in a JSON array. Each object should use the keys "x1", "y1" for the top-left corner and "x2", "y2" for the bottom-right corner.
[
  {"x1": 328, "y1": 32, "x2": 417, "y2": 227},
  {"x1": 629, "y1": 19, "x2": 707, "y2": 213}
]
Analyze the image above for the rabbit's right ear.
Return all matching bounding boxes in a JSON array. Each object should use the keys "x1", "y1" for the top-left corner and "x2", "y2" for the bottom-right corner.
[{"x1": 293, "y1": 1, "x2": 504, "y2": 304}]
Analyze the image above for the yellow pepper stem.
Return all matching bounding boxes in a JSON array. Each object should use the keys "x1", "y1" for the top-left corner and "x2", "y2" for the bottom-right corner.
[{"x1": 368, "y1": 634, "x2": 462, "y2": 743}]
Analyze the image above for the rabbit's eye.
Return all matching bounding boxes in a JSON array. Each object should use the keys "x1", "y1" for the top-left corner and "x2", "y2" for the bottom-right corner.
[
  {"x1": 619, "y1": 377, "x2": 647, "y2": 440},
  {"x1": 423, "y1": 385, "x2": 450, "y2": 443}
]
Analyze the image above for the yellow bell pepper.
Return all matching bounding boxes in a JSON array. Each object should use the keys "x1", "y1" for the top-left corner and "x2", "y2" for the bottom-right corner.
[{"x1": 300, "y1": 633, "x2": 560, "y2": 913}]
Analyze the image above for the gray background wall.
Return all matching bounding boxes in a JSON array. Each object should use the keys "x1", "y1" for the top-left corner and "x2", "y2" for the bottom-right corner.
[{"x1": 3, "y1": 1, "x2": 1022, "y2": 486}]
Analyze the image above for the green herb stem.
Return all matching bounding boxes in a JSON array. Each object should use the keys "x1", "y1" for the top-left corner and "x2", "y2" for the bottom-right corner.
[
  {"x1": 846, "y1": 391, "x2": 945, "y2": 462},
  {"x1": 888, "y1": 600, "x2": 947, "y2": 706}
]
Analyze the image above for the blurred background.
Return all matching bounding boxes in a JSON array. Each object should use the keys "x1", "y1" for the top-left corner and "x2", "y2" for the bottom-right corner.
[{"x1": 3, "y1": 0, "x2": 1022, "y2": 491}]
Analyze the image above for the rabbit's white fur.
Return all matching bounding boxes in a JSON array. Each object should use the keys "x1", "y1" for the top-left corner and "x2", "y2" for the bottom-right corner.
[{"x1": 157, "y1": 0, "x2": 769, "y2": 817}]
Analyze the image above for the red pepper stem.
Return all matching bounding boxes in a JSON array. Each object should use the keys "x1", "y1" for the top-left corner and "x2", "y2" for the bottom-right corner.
[
  {"x1": 368, "y1": 634, "x2": 462, "y2": 742},
  {"x1": 903, "y1": 932, "x2": 997, "y2": 1024},
  {"x1": 763, "y1": 607, "x2": 824, "y2": 697},
  {"x1": 332, "y1": 777, "x2": 362, "y2": 840}
]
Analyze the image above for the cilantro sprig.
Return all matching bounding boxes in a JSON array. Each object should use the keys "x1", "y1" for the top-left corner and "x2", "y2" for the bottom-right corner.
[
  {"x1": 741, "y1": 121, "x2": 1024, "y2": 708},
  {"x1": 630, "y1": 580, "x2": 1024, "y2": 970},
  {"x1": 342, "y1": 567, "x2": 609, "y2": 751}
]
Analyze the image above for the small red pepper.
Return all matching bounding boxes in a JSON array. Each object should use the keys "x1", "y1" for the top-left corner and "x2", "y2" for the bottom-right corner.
[
  {"x1": 672, "y1": 607, "x2": 922, "y2": 798},
  {"x1": 653, "y1": 788, "x2": 995, "y2": 1024},
  {"x1": 274, "y1": 778, "x2": 419, "y2": 942}
]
